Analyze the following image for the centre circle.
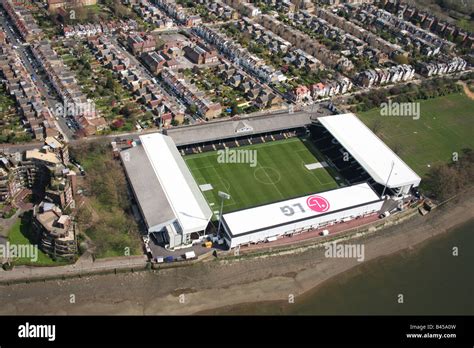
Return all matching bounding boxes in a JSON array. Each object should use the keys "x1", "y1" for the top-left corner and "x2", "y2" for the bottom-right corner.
[{"x1": 253, "y1": 167, "x2": 281, "y2": 185}]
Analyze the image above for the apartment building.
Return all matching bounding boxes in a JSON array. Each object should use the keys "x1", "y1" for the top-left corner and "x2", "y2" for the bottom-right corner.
[
  {"x1": 127, "y1": 33, "x2": 156, "y2": 55},
  {"x1": 0, "y1": 154, "x2": 36, "y2": 203},
  {"x1": 183, "y1": 42, "x2": 218, "y2": 64},
  {"x1": 33, "y1": 201, "x2": 77, "y2": 258}
]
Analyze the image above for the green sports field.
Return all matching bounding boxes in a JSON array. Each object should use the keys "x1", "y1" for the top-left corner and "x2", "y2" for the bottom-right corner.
[
  {"x1": 185, "y1": 137, "x2": 341, "y2": 215},
  {"x1": 358, "y1": 92, "x2": 474, "y2": 177}
]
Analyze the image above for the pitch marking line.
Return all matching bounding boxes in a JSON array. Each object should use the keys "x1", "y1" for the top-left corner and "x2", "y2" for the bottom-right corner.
[
  {"x1": 255, "y1": 162, "x2": 285, "y2": 200},
  {"x1": 294, "y1": 149, "x2": 324, "y2": 186}
]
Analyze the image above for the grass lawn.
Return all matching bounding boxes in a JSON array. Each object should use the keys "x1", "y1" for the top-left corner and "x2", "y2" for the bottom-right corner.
[
  {"x1": 357, "y1": 92, "x2": 474, "y2": 177},
  {"x1": 7, "y1": 214, "x2": 68, "y2": 266},
  {"x1": 185, "y1": 137, "x2": 340, "y2": 215}
]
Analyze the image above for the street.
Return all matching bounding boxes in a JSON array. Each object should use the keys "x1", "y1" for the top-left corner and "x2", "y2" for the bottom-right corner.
[{"x1": 0, "y1": 8, "x2": 74, "y2": 141}]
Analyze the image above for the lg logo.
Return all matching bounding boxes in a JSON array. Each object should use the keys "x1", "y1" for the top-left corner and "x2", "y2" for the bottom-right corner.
[{"x1": 306, "y1": 195, "x2": 330, "y2": 213}]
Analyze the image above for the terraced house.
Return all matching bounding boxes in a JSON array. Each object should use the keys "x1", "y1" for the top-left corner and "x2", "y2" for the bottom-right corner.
[
  {"x1": 0, "y1": 41, "x2": 60, "y2": 140},
  {"x1": 161, "y1": 68, "x2": 222, "y2": 119}
]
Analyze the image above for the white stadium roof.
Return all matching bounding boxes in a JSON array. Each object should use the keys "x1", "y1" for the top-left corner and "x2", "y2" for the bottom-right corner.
[
  {"x1": 222, "y1": 183, "x2": 381, "y2": 236},
  {"x1": 121, "y1": 133, "x2": 212, "y2": 234},
  {"x1": 318, "y1": 113, "x2": 421, "y2": 188}
]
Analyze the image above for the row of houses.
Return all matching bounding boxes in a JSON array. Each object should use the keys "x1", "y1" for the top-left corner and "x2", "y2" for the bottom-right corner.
[
  {"x1": 319, "y1": 0, "x2": 375, "y2": 4},
  {"x1": 88, "y1": 36, "x2": 185, "y2": 124},
  {"x1": 415, "y1": 57, "x2": 468, "y2": 78},
  {"x1": 354, "y1": 64, "x2": 415, "y2": 87},
  {"x1": 153, "y1": 0, "x2": 202, "y2": 27},
  {"x1": 32, "y1": 42, "x2": 107, "y2": 135},
  {"x1": 266, "y1": 0, "x2": 297, "y2": 14},
  {"x1": 47, "y1": 0, "x2": 96, "y2": 11},
  {"x1": 193, "y1": 25, "x2": 286, "y2": 83},
  {"x1": 0, "y1": 42, "x2": 60, "y2": 141},
  {"x1": 0, "y1": 0, "x2": 42, "y2": 42},
  {"x1": 238, "y1": 18, "x2": 292, "y2": 55},
  {"x1": 283, "y1": 49, "x2": 321, "y2": 71},
  {"x1": 353, "y1": 3, "x2": 455, "y2": 56},
  {"x1": 237, "y1": 18, "x2": 322, "y2": 71},
  {"x1": 291, "y1": 10, "x2": 369, "y2": 62},
  {"x1": 380, "y1": 0, "x2": 474, "y2": 48},
  {"x1": 216, "y1": 60, "x2": 282, "y2": 109},
  {"x1": 236, "y1": 17, "x2": 322, "y2": 71},
  {"x1": 257, "y1": 14, "x2": 354, "y2": 72},
  {"x1": 161, "y1": 68, "x2": 222, "y2": 119},
  {"x1": 291, "y1": 77, "x2": 353, "y2": 103},
  {"x1": 131, "y1": 0, "x2": 174, "y2": 28},
  {"x1": 316, "y1": 7, "x2": 405, "y2": 60},
  {"x1": 199, "y1": 0, "x2": 238, "y2": 21},
  {"x1": 62, "y1": 19, "x2": 138, "y2": 38},
  {"x1": 222, "y1": 0, "x2": 261, "y2": 18}
]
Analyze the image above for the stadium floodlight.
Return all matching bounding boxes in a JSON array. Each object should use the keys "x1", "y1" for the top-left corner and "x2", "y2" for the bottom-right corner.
[
  {"x1": 381, "y1": 161, "x2": 395, "y2": 198},
  {"x1": 217, "y1": 191, "x2": 231, "y2": 237},
  {"x1": 218, "y1": 191, "x2": 231, "y2": 200}
]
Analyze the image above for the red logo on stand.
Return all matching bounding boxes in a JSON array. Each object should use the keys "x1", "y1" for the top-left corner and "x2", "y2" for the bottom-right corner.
[{"x1": 306, "y1": 195, "x2": 330, "y2": 213}]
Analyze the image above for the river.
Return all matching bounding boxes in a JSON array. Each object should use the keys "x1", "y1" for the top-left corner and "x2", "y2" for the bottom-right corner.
[{"x1": 210, "y1": 219, "x2": 474, "y2": 315}]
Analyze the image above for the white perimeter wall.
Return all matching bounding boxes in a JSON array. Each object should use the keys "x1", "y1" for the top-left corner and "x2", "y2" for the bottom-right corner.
[{"x1": 224, "y1": 200, "x2": 383, "y2": 248}]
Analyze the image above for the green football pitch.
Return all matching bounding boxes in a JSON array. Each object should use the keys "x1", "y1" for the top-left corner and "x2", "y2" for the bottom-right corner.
[{"x1": 185, "y1": 137, "x2": 341, "y2": 215}]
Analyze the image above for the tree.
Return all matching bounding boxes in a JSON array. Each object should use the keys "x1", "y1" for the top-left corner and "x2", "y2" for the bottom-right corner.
[
  {"x1": 424, "y1": 165, "x2": 460, "y2": 201},
  {"x1": 393, "y1": 54, "x2": 409, "y2": 65},
  {"x1": 105, "y1": 76, "x2": 116, "y2": 91},
  {"x1": 76, "y1": 205, "x2": 93, "y2": 230},
  {"x1": 188, "y1": 104, "x2": 198, "y2": 115},
  {"x1": 120, "y1": 103, "x2": 139, "y2": 119},
  {"x1": 230, "y1": 101, "x2": 239, "y2": 116},
  {"x1": 370, "y1": 118, "x2": 383, "y2": 136},
  {"x1": 424, "y1": 148, "x2": 474, "y2": 200}
]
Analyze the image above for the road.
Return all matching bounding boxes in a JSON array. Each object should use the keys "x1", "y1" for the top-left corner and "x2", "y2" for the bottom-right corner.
[{"x1": 0, "y1": 7, "x2": 74, "y2": 142}]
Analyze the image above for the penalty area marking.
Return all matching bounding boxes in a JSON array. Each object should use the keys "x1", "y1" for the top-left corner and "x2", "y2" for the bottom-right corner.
[
  {"x1": 199, "y1": 184, "x2": 213, "y2": 192},
  {"x1": 305, "y1": 162, "x2": 328, "y2": 170}
]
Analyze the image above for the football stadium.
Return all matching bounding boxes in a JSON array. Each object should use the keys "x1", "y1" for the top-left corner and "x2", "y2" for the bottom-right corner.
[
  {"x1": 121, "y1": 112, "x2": 421, "y2": 250},
  {"x1": 184, "y1": 137, "x2": 341, "y2": 214}
]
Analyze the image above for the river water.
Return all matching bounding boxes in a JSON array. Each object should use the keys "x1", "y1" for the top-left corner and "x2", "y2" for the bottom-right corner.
[{"x1": 212, "y1": 219, "x2": 474, "y2": 315}]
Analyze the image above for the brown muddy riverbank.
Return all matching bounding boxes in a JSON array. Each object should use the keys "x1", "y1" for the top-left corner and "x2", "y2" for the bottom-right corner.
[{"x1": 0, "y1": 194, "x2": 472, "y2": 315}]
